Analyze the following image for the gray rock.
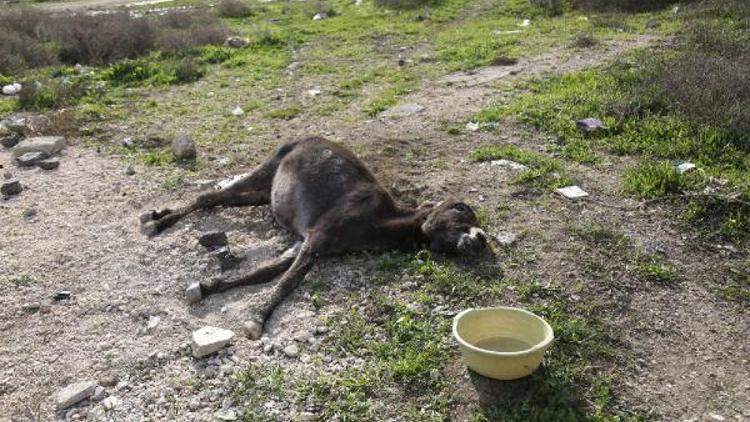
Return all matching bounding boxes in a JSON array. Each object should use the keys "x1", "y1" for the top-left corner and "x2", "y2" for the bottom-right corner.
[
  {"x1": 575, "y1": 118, "x2": 607, "y2": 134},
  {"x1": 56, "y1": 380, "x2": 97, "y2": 409},
  {"x1": 1, "y1": 135, "x2": 20, "y2": 149},
  {"x1": 146, "y1": 315, "x2": 161, "y2": 332},
  {"x1": 125, "y1": 165, "x2": 135, "y2": 176},
  {"x1": 2, "y1": 83, "x2": 22, "y2": 96},
  {"x1": 314, "y1": 325, "x2": 329, "y2": 335},
  {"x1": 1, "y1": 117, "x2": 27, "y2": 135},
  {"x1": 283, "y1": 344, "x2": 299, "y2": 358},
  {"x1": 489, "y1": 159, "x2": 528, "y2": 172},
  {"x1": 22, "y1": 207, "x2": 37, "y2": 218},
  {"x1": 191, "y1": 326, "x2": 235, "y2": 358},
  {"x1": 224, "y1": 37, "x2": 249, "y2": 48},
  {"x1": 38, "y1": 157, "x2": 60, "y2": 170},
  {"x1": 312, "y1": 12, "x2": 328, "y2": 20},
  {"x1": 1, "y1": 180, "x2": 22, "y2": 197},
  {"x1": 494, "y1": 231, "x2": 519, "y2": 246},
  {"x1": 242, "y1": 320, "x2": 262, "y2": 340},
  {"x1": 171, "y1": 133, "x2": 196, "y2": 160},
  {"x1": 198, "y1": 231, "x2": 228, "y2": 251},
  {"x1": 12, "y1": 136, "x2": 65, "y2": 158},
  {"x1": 3, "y1": 172, "x2": 11, "y2": 180},
  {"x1": 378, "y1": 103, "x2": 424, "y2": 119},
  {"x1": 91, "y1": 386, "x2": 106, "y2": 402},
  {"x1": 215, "y1": 409, "x2": 238, "y2": 421},
  {"x1": 16, "y1": 151, "x2": 50, "y2": 167},
  {"x1": 645, "y1": 19, "x2": 661, "y2": 29},
  {"x1": 102, "y1": 395, "x2": 120, "y2": 410},
  {"x1": 186, "y1": 282, "x2": 203, "y2": 304},
  {"x1": 87, "y1": 405, "x2": 105, "y2": 420}
]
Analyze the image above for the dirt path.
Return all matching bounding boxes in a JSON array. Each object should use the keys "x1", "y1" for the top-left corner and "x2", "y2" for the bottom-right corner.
[
  {"x1": 1, "y1": 32, "x2": 748, "y2": 421},
  {"x1": 35, "y1": 0, "x2": 170, "y2": 11}
]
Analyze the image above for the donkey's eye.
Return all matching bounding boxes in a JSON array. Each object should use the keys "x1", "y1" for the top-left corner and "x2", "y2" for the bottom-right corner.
[{"x1": 452, "y1": 203, "x2": 470, "y2": 213}]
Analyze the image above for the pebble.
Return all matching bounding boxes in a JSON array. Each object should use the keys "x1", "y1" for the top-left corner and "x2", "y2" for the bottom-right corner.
[
  {"x1": 171, "y1": 133, "x2": 197, "y2": 160},
  {"x1": 232, "y1": 106, "x2": 245, "y2": 116},
  {"x1": 56, "y1": 380, "x2": 97, "y2": 409},
  {"x1": 146, "y1": 315, "x2": 161, "y2": 332},
  {"x1": 465, "y1": 122, "x2": 480, "y2": 132},
  {"x1": 312, "y1": 12, "x2": 328, "y2": 20},
  {"x1": 0, "y1": 180, "x2": 23, "y2": 197},
  {"x1": 16, "y1": 151, "x2": 49, "y2": 167},
  {"x1": 102, "y1": 395, "x2": 120, "y2": 410},
  {"x1": 191, "y1": 326, "x2": 235, "y2": 358},
  {"x1": 125, "y1": 165, "x2": 136, "y2": 176},
  {"x1": 283, "y1": 344, "x2": 300, "y2": 358},
  {"x1": 38, "y1": 157, "x2": 60, "y2": 170},
  {"x1": 242, "y1": 320, "x2": 262, "y2": 340},
  {"x1": 314, "y1": 325, "x2": 329, "y2": 335}
]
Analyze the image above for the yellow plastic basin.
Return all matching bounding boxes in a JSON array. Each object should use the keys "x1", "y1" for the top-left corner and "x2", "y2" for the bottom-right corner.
[{"x1": 453, "y1": 307, "x2": 554, "y2": 380}]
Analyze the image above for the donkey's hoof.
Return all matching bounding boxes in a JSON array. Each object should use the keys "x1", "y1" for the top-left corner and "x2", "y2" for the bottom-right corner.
[
  {"x1": 242, "y1": 319, "x2": 263, "y2": 340},
  {"x1": 186, "y1": 282, "x2": 203, "y2": 304},
  {"x1": 140, "y1": 221, "x2": 159, "y2": 237}
]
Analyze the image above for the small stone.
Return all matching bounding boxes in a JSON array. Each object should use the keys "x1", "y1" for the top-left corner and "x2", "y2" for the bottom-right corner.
[
  {"x1": 56, "y1": 381, "x2": 97, "y2": 409},
  {"x1": 645, "y1": 19, "x2": 661, "y2": 29},
  {"x1": 494, "y1": 231, "x2": 518, "y2": 246},
  {"x1": 232, "y1": 106, "x2": 245, "y2": 116},
  {"x1": 191, "y1": 326, "x2": 235, "y2": 358},
  {"x1": 709, "y1": 414, "x2": 725, "y2": 421},
  {"x1": 224, "y1": 36, "x2": 249, "y2": 48},
  {"x1": 53, "y1": 291, "x2": 72, "y2": 301},
  {"x1": 38, "y1": 157, "x2": 60, "y2": 170},
  {"x1": 22, "y1": 207, "x2": 37, "y2": 218},
  {"x1": 186, "y1": 282, "x2": 203, "y2": 304},
  {"x1": 1, "y1": 180, "x2": 22, "y2": 197},
  {"x1": 465, "y1": 122, "x2": 480, "y2": 132},
  {"x1": 378, "y1": 103, "x2": 424, "y2": 119},
  {"x1": 555, "y1": 185, "x2": 589, "y2": 200},
  {"x1": 314, "y1": 325, "x2": 329, "y2": 335},
  {"x1": 520, "y1": 18, "x2": 531, "y2": 27},
  {"x1": 215, "y1": 409, "x2": 238, "y2": 421},
  {"x1": 102, "y1": 395, "x2": 120, "y2": 410},
  {"x1": 3, "y1": 172, "x2": 11, "y2": 180},
  {"x1": 242, "y1": 320, "x2": 262, "y2": 340},
  {"x1": 212, "y1": 247, "x2": 241, "y2": 271},
  {"x1": 283, "y1": 344, "x2": 299, "y2": 358},
  {"x1": 99, "y1": 374, "x2": 118, "y2": 387},
  {"x1": 2, "y1": 83, "x2": 22, "y2": 96},
  {"x1": 198, "y1": 231, "x2": 228, "y2": 251},
  {"x1": 575, "y1": 118, "x2": 607, "y2": 134},
  {"x1": 675, "y1": 162, "x2": 696, "y2": 174},
  {"x1": 87, "y1": 405, "x2": 105, "y2": 420},
  {"x1": 2, "y1": 117, "x2": 27, "y2": 135},
  {"x1": 312, "y1": 12, "x2": 328, "y2": 20},
  {"x1": 125, "y1": 165, "x2": 136, "y2": 176},
  {"x1": 147, "y1": 315, "x2": 161, "y2": 331},
  {"x1": 1, "y1": 135, "x2": 20, "y2": 149},
  {"x1": 16, "y1": 151, "x2": 50, "y2": 167},
  {"x1": 263, "y1": 343, "x2": 273, "y2": 354},
  {"x1": 171, "y1": 133, "x2": 196, "y2": 160},
  {"x1": 489, "y1": 159, "x2": 528, "y2": 172},
  {"x1": 11, "y1": 136, "x2": 65, "y2": 158},
  {"x1": 188, "y1": 398, "x2": 201, "y2": 411},
  {"x1": 22, "y1": 303, "x2": 41, "y2": 313},
  {"x1": 91, "y1": 386, "x2": 106, "y2": 402}
]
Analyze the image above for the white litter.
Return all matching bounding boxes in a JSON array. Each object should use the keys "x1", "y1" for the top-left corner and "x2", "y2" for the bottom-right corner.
[{"x1": 555, "y1": 186, "x2": 589, "y2": 199}]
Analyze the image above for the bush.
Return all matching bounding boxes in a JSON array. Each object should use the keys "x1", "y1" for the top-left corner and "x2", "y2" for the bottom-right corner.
[
  {"x1": 622, "y1": 161, "x2": 686, "y2": 199},
  {"x1": 172, "y1": 59, "x2": 205, "y2": 84},
  {"x1": 16, "y1": 79, "x2": 89, "y2": 111},
  {"x1": 217, "y1": 0, "x2": 253, "y2": 18},
  {"x1": 374, "y1": 0, "x2": 432, "y2": 9}
]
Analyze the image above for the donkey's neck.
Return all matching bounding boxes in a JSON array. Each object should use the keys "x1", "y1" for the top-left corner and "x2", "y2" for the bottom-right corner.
[{"x1": 379, "y1": 206, "x2": 431, "y2": 250}]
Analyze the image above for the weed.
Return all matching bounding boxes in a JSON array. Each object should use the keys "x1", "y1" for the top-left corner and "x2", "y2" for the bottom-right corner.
[
  {"x1": 470, "y1": 145, "x2": 572, "y2": 191},
  {"x1": 266, "y1": 105, "x2": 301, "y2": 120},
  {"x1": 217, "y1": 0, "x2": 254, "y2": 18},
  {"x1": 5, "y1": 274, "x2": 33, "y2": 287},
  {"x1": 622, "y1": 161, "x2": 685, "y2": 199},
  {"x1": 141, "y1": 151, "x2": 177, "y2": 166},
  {"x1": 635, "y1": 262, "x2": 675, "y2": 283}
]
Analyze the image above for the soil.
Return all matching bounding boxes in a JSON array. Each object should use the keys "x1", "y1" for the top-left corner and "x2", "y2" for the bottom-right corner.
[{"x1": 1, "y1": 30, "x2": 748, "y2": 421}]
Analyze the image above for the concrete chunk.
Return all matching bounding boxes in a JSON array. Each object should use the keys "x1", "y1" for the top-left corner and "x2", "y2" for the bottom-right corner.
[
  {"x1": 56, "y1": 380, "x2": 96, "y2": 409},
  {"x1": 12, "y1": 136, "x2": 66, "y2": 158},
  {"x1": 555, "y1": 185, "x2": 589, "y2": 199},
  {"x1": 191, "y1": 326, "x2": 235, "y2": 358}
]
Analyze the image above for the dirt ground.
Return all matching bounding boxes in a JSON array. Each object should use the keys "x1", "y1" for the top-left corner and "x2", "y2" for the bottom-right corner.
[{"x1": 1, "y1": 29, "x2": 748, "y2": 422}]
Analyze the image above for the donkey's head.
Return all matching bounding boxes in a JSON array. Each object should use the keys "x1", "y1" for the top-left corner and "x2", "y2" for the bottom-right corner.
[{"x1": 420, "y1": 200, "x2": 487, "y2": 254}]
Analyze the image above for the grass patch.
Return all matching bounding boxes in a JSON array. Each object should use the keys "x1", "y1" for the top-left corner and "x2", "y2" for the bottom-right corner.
[
  {"x1": 634, "y1": 262, "x2": 675, "y2": 283},
  {"x1": 266, "y1": 105, "x2": 301, "y2": 120},
  {"x1": 470, "y1": 145, "x2": 572, "y2": 191}
]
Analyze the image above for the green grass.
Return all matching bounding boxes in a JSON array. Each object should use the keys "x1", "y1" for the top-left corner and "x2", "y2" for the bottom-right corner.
[
  {"x1": 2, "y1": 274, "x2": 33, "y2": 287},
  {"x1": 231, "y1": 251, "x2": 642, "y2": 420},
  {"x1": 634, "y1": 262, "x2": 675, "y2": 283},
  {"x1": 470, "y1": 145, "x2": 573, "y2": 191}
]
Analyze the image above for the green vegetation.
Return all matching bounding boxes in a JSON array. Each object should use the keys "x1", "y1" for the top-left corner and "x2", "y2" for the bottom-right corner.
[
  {"x1": 231, "y1": 251, "x2": 640, "y2": 420},
  {"x1": 470, "y1": 145, "x2": 572, "y2": 191}
]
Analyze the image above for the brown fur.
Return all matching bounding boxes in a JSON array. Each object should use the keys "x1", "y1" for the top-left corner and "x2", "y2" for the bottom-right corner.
[{"x1": 141, "y1": 137, "x2": 486, "y2": 336}]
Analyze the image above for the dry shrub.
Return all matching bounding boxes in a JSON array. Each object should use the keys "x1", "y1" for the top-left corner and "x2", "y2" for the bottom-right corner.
[{"x1": 217, "y1": 0, "x2": 253, "y2": 18}]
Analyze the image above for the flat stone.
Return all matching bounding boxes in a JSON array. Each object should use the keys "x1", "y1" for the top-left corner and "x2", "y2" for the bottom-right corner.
[
  {"x1": 12, "y1": 136, "x2": 65, "y2": 158},
  {"x1": 53, "y1": 291, "x2": 72, "y2": 301},
  {"x1": 555, "y1": 185, "x2": 589, "y2": 199},
  {"x1": 38, "y1": 157, "x2": 60, "y2": 170},
  {"x1": 1, "y1": 117, "x2": 27, "y2": 135},
  {"x1": 198, "y1": 231, "x2": 228, "y2": 251},
  {"x1": 191, "y1": 326, "x2": 235, "y2": 358},
  {"x1": 378, "y1": 103, "x2": 424, "y2": 119},
  {"x1": 283, "y1": 344, "x2": 300, "y2": 358},
  {"x1": 56, "y1": 380, "x2": 97, "y2": 409},
  {"x1": 16, "y1": 151, "x2": 49, "y2": 167},
  {"x1": 575, "y1": 118, "x2": 607, "y2": 134},
  {"x1": 676, "y1": 162, "x2": 696, "y2": 174},
  {"x1": 489, "y1": 159, "x2": 528, "y2": 172},
  {"x1": 1, "y1": 180, "x2": 22, "y2": 197}
]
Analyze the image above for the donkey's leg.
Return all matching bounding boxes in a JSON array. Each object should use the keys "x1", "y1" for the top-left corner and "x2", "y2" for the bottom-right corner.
[
  {"x1": 185, "y1": 243, "x2": 302, "y2": 303},
  {"x1": 243, "y1": 239, "x2": 319, "y2": 338}
]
